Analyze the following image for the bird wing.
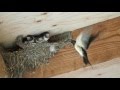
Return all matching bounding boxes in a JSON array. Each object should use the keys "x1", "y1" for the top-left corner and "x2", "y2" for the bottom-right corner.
[
  {"x1": 76, "y1": 30, "x2": 92, "y2": 50},
  {"x1": 76, "y1": 29, "x2": 99, "y2": 50}
]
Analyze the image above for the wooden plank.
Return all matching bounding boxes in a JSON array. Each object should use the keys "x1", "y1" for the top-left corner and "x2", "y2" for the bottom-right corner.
[
  {"x1": 23, "y1": 17, "x2": 120, "y2": 78},
  {"x1": 52, "y1": 58, "x2": 120, "y2": 78},
  {"x1": 0, "y1": 12, "x2": 120, "y2": 47},
  {"x1": 0, "y1": 54, "x2": 8, "y2": 78},
  {"x1": 0, "y1": 16, "x2": 120, "y2": 78}
]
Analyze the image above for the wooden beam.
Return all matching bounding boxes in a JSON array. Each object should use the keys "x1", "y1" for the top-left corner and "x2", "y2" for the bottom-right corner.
[
  {"x1": 23, "y1": 17, "x2": 120, "y2": 78},
  {"x1": 0, "y1": 54, "x2": 8, "y2": 78},
  {"x1": 52, "y1": 58, "x2": 120, "y2": 78},
  {"x1": 0, "y1": 16, "x2": 120, "y2": 78},
  {"x1": 0, "y1": 12, "x2": 120, "y2": 47}
]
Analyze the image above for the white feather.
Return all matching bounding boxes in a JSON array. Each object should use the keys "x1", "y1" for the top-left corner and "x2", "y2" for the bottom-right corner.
[
  {"x1": 74, "y1": 30, "x2": 91, "y2": 57},
  {"x1": 75, "y1": 44, "x2": 84, "y2": 57},
  {"x1": 75, "y1": 30, "x2": 91, "y2": 50},
  {"x1": 43, "y1": 36, "x2": 49, "y2": 41},
  {"x1": 76, "y1": 32, "x2": 85, "y2": 49},
  {"x1": 50, "y1": 45, "x2": 56, "y2": 53}
]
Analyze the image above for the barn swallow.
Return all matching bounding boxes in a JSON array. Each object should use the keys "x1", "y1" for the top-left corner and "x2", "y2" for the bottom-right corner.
[
  {"x1": 71, "y1": 30, "x2": 98, "y2": 65},
  {"x1": 22, "y1": 32, "x2": 50, "y2": 44}
]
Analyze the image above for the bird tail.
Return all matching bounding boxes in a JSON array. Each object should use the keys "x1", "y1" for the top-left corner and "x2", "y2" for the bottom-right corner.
[
  {"x1": 83, "y1": 54, "x2": 91, "y2": 65},
  {"x1": 81, "y1": 47, "x2": 91, "y2": 65}
]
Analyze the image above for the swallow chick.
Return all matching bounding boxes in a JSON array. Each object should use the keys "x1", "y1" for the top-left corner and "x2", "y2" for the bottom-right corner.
[
  {"x1": 34, "y1": 32, "x2": 50, "y2": 42},
  {"x1": 22, "y1": 35, "x2": 35, "y2": 44},
  {"x1": 22, "y1": 31, "x2": 50, "y2": 44},
  {"x1": 71, "y1": 30, "x2": 98, "y2": 65}
]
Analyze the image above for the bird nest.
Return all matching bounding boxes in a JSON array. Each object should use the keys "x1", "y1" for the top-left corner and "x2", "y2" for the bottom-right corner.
[{"x1": 0, "y1": 31, "x2": 73, "y2": 78}]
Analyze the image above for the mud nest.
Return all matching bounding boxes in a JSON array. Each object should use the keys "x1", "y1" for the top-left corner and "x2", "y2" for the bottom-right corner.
[{"x1": 0, "y1": 31, "x2": 73, "y2": 78}]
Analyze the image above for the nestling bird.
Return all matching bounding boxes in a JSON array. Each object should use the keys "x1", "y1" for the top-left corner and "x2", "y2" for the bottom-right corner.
[
  {"x1": 34, "y1": 32, "x2": 50, "y2": 42},
  {"x1": 0, "y1": 31, "x2": 72, "y2": 78},
  {"x1": 22, "y1": 32, "x2": 58, "y2": 53},
  {"x1": 22, "y1": 32, "x2": 50, "y2": 44},
  {"x1": 71, "y1": 30, "x2": 98, "y2": 65}
]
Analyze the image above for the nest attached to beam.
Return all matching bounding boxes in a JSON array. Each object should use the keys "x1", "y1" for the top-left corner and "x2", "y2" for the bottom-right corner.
[{"x1": 0, "y1": 31, "x2": 73, "y2": 78}]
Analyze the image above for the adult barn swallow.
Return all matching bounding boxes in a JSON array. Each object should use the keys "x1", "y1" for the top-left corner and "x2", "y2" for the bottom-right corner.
[{"x1": 71, "y1": 30, "x2": 98, "y2": 65}]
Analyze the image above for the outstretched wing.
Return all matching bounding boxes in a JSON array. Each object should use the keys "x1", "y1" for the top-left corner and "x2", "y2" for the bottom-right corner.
[{"x1": 76, "y1": 29, "x2": 100, "y2": 50}]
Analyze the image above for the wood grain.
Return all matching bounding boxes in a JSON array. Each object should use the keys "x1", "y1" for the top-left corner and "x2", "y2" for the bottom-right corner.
[
  {"x1": 0, "y1": 16, "x2": 120, "y2": 78},
  {"x1": 52, "y1": 58, "x2": 120, "y2": 78},
  {"x1": 0, "y1": 54, "x2": 9, "y2": 78},
  {"x1": 0, "y1": 12, "x2": 120, "y2": 47},
  {"x1": 23, "y1": 17, "x2": 120, "y2": 78}
]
